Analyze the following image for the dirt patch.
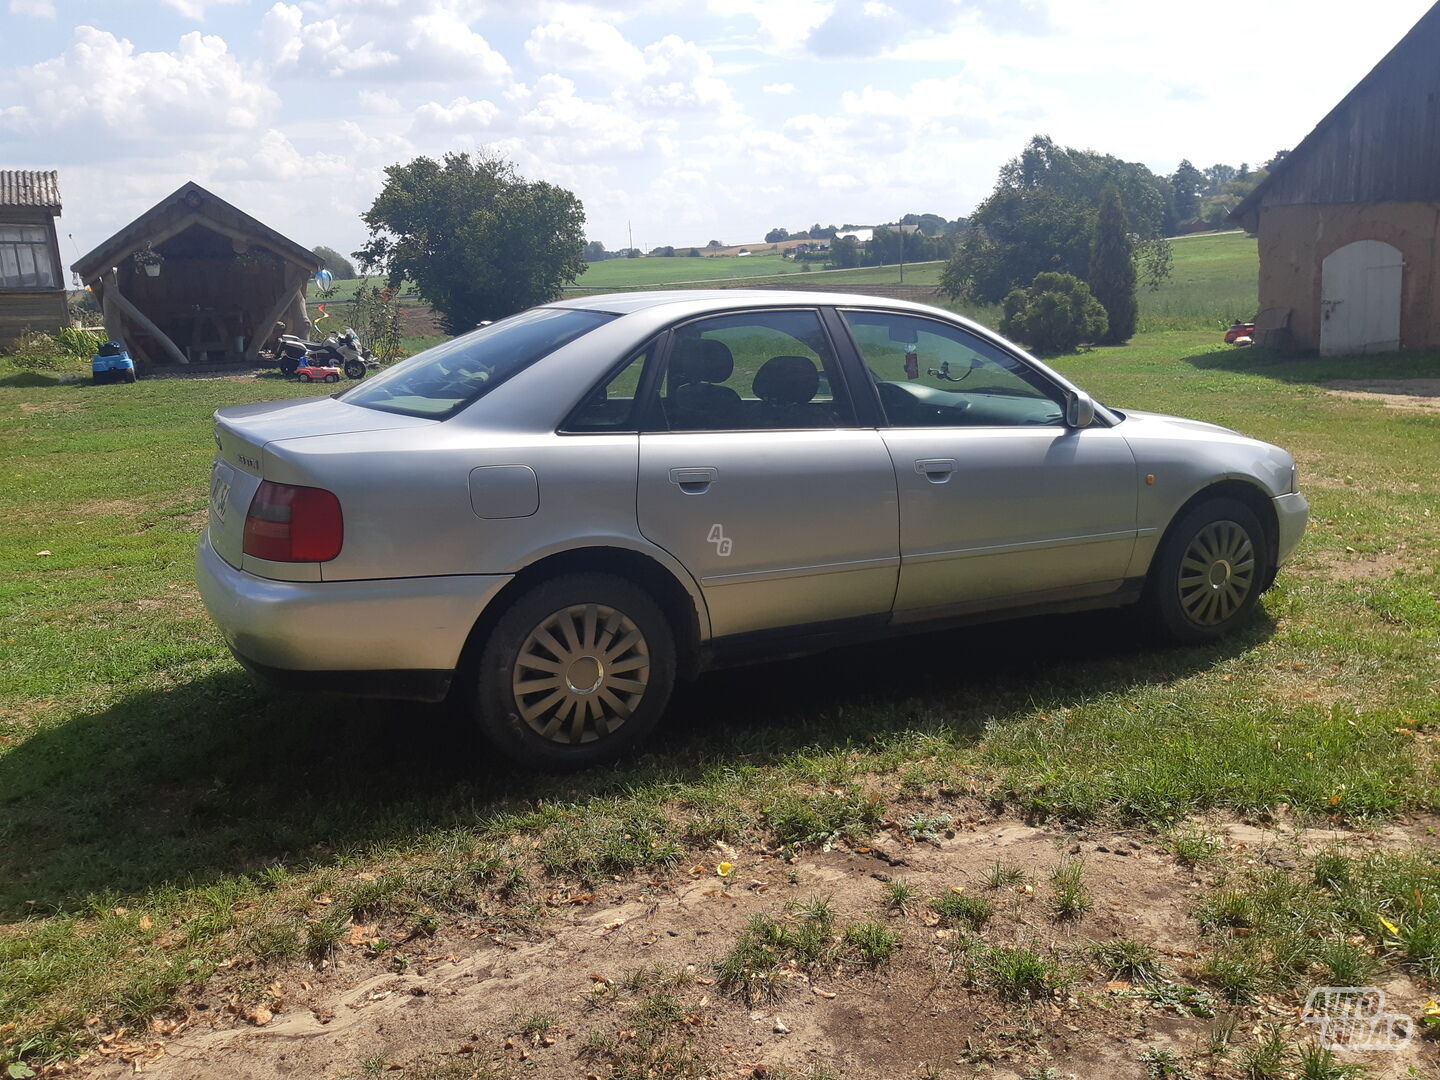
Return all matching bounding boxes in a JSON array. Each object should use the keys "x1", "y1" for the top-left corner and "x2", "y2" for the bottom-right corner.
[
  {"x1": 1310, "y1": 549, "x2": 1415, "y2": 582},
  {"x1": 1321, "y1": 379, "x2": 1440, "y2": 412},
  {"x1": 77, "y1": 816, "x2": 1440, "y2": 1080}
]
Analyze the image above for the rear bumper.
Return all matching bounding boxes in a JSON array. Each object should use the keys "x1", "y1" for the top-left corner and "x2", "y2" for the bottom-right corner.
[
  {"x1": 197, "y1": 528, "x2": 511, "y2": 692},
  {"x1": 1273, "y1": 491, "x2": 1308, "y2": 568}
]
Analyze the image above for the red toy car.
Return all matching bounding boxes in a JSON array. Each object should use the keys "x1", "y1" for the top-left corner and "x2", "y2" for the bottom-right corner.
[
  {"x1": 295, "y1": 363, "x2": 342, "y2": 383},
  {"x1": 1224, "y1": 320, "x2": 1256, "y2": 346}
]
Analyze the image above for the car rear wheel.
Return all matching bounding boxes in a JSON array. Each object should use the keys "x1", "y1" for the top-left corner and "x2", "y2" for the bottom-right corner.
[
  {"x1": 475, "y1": 573, "x2": 676, "y2": 771},
  {"x1": 325, "y1": 372, "x2": 340, "y2": 383},
  {"x1": 297, "y1": 372, "x2": 311, "y2": 382},
  {"x1": 1145, "y1": 496, "x2": 1270, "y2": 643}
]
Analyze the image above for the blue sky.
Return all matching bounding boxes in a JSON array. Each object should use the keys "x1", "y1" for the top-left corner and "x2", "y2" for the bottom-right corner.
[{"x1": 2, "y1": 0, "x2": 1433, "y2": 264}]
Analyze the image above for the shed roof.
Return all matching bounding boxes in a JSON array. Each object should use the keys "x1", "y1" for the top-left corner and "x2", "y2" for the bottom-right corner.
[
  {"x1": 0, "y1": 170, "x2": 62, "y2": 211},
  {"x1": 1229, "y1": 1, "x2": 1440, "y2": 228},
  {"x1": 73, "y1": 180, "x2": 319, "y2": 282}
]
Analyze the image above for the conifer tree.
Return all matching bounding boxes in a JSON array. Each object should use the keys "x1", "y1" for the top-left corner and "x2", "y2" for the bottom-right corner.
[{"x1": 1088, "y1": 183, "x2": 1137, "y2": 345}]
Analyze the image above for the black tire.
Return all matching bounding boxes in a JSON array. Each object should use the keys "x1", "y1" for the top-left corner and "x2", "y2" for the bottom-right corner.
[
  {"x1": 344, "y1": 359, "x2": 366, "y2": 379},
  {"x1": 1145, "y1": 496, "x2": 1270, "y2": 644},
  {"x1": 297, "y1": 372, "x2": 311, "y2": 382},
  {"x1": 325, "y1": 372, "x2": 340, "y2": 383},
  {"x1": 279, "y1": 358, "x2": 300, "y2": 376},
  {"x1": 124, "y1": 370, "x2": 137, "y2": 384},
  {"x1": 475, "y1": 573, "x2": 676, "y2": 771}
]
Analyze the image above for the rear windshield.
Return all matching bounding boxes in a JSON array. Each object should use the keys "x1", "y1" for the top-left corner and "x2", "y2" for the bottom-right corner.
[{"x1": 338, "y1": 307, "x2": 616, "y2": 419}]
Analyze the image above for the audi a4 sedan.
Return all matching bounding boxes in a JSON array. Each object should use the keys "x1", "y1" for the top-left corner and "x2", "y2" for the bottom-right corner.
[{"x1": 198, "y1": 290, "x2": 1307, "y2": 770}]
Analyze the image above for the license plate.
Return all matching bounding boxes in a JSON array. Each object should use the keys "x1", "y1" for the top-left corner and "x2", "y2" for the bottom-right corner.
[{"x1": 210, "y1": 461, "x2": 235, "y2": 525}]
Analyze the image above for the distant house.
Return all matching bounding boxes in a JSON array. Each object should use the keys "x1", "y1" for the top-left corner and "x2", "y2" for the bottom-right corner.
[
  {"x1": 835, "y1": 228, "x2": 874, "y2": 244},
  {"x1": 1229, "y1": 3, "x2": 1440, "y2": 355},
  {"x1": 0, "y1": 170, "x2": 67, "y2": 348},
  {"x1": 72, "y1": 181, "x2": 320, "y2": 371}
]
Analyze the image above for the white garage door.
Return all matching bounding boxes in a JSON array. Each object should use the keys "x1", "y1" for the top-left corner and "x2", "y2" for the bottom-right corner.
[{"x1": 1320, "y1": 239, "x2": 1403, "y2": 356}]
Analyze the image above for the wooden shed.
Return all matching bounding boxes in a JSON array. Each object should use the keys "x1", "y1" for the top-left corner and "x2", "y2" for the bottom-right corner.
[
  {"x1": 72, "y1": 182, "x2": 320, "y2": 371},
  {"x1": 0, "y1": 170, "x2": 68, "y2": 349},
  {"x1": 1229, "y1": 2, "x2": 1440, "y2": 355}
]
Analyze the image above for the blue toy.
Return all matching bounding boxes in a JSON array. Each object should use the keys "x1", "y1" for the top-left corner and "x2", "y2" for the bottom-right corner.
[{"x1": 92, "y1": 340, "x2": 136, "y2": 384}]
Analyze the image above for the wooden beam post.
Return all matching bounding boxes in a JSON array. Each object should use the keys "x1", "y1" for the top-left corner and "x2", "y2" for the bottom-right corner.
[
  {"x1": 103, "y1": 270, "x2": 191, "y2": 368},
  {"x1": 245, "y1": 265, "x2": 307, "y2": 365}
]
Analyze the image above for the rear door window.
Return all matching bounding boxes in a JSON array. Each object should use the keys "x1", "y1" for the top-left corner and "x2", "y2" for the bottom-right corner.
[{"x1": 340, "y1": 307, "x2": 616, "y2": 420}]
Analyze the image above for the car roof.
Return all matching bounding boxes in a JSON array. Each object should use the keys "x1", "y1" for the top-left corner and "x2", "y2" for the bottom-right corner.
[{"x1": 549, "y1": 289, "x2": 950, "y2": 317}]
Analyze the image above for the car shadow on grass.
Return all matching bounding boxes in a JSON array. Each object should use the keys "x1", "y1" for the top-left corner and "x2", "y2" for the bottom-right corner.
[{"x1": 0, "y1": 606, "x2": 1272, "y2": 918}]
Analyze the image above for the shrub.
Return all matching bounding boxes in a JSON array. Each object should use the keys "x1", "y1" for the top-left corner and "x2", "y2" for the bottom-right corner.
[{"x1": 999, "y1": 272, "x2": 1107, "y2": 354}]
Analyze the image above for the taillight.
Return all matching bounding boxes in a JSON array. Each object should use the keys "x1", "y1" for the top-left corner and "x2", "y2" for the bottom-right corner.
[{"x1": 243, "y1": 481, "x2": 343, "y2": 562}]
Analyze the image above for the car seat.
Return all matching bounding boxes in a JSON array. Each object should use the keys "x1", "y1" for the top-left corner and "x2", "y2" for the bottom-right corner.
[
  {"x1": 753, "y1": 355, "x2": 822, "y2": 427},
  {"x1": 668, "y1": 338, "x2": 742, "y2": 429}
]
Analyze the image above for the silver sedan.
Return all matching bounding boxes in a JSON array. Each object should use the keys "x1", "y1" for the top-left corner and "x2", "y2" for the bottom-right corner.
[{"x1": 198, "y1": 290, "x2": 1307, "y2": 770}]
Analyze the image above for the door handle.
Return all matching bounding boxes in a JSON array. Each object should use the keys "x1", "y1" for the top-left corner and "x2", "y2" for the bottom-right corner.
[
  {"x1": 669, "y1": 466, "x2": 717, "y2": 494},
  {"x1": 915, "y1": 458, "x2": 956, "y2": 483}
]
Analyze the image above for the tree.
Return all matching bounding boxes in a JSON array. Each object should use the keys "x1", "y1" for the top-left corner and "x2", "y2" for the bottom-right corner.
[
  {"x1": 583, "y1": 240, "x2": 609, "y2": 262},
  {"x1": 829, "y1": 235, "x2": 860, "y2": 269},
  {"x1": 1134, "y1": 236, "x2": 1173, "y2": 292},
  {"x1": 765, "y1": 227, "x2": 790, "y2": 243},
  {"x1": 1088, "y1": 183, "x2": 1137, "y2": 344},
  {"x1": 355, "y1": 152, "x2": 586, "y2": 334},
  {"x1": 686, "y1": 247, "x2": 701, "y2": 257},
  {"x1": 999, "y1": 272, "x2": 1107, "y2": 354},
  {"x1": 312, "y1": 245, "x2": 357, "y2": 279},
  {"x1": 706, "y1": 239, "x2": 724, "y2": 249},
  {"x1": 940, "y1": 135, "x2": 1173, "y2": 304},
  {"x1": 1170, "y1": 159, "x2": 1204, "y2": 221}
]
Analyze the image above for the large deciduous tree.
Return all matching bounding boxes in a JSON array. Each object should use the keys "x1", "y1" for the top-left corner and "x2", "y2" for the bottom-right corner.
[
  {"x1": 355, "y1": 153, "x2": 586, "y2": 334},
  {"x1": 1088, "y1": 183, "x2": 1138, "y2": 345},
  {"x1": 1170, "y1": 159, "x2": 1204, "y2": 222},
  {"x1": 941, "y1": 135, "x2": 1173, "y2": 304}
]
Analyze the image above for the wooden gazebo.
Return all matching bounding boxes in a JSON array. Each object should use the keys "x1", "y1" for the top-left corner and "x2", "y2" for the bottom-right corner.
[{"x1": 72, "y1": 182, "x2": 320, "y2": 370}]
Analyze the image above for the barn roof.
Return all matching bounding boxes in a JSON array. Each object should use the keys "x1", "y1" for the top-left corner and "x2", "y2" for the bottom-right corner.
[
  {"x1": 73, "y1": 180, "x2": 319, "y2": 283},
  {"x1": 1230, "y1": 1, "x2": 1440, "y2": 229},
  {"x1": 0, "y1": 170, "x2": 62, "y2": 211}
]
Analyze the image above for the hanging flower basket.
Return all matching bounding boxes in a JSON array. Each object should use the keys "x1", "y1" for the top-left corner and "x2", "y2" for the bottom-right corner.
[{"x1": 132, "y1": 246, "x2": 165, "y2": 277}]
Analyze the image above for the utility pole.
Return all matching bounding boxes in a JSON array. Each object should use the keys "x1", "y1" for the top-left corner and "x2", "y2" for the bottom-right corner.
[
  {"x1": 899, "y1": 221, "x2": 905, "y2": 285},
  {"x1": 628, "y1": 221, "x2": 633, "y2": 256}
]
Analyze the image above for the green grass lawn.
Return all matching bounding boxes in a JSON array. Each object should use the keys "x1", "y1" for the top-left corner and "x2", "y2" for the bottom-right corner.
[{"x1": 2, "y1": 308, "x2": 1438, "y2": 1069}]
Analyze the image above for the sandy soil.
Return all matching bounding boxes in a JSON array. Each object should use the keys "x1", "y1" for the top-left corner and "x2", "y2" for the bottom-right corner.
[{"x1": 77, "y1": 814, "x2": 1440, "y2": 1080}]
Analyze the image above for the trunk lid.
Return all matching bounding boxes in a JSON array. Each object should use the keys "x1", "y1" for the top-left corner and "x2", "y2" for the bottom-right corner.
[{"x1": 207, "y1": 396, "x2": 434, "y2": 569}]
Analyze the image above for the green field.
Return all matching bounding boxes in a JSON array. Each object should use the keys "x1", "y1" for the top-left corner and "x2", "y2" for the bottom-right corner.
[{"x1": 4, "y1": 242, "x2": 1439, "y2": 1074}]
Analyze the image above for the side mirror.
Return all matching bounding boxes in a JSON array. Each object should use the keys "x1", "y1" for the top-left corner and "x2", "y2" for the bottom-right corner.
[{"x1": 1065, "y1": 391, "x2": 1095, "y2": 429}]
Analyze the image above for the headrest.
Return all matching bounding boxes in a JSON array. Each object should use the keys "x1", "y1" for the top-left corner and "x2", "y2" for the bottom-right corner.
[
  {"x1": 671, "y1": 338, "x2": 734, "y2": 384},
  {"x1": 753, "y1": 355, "x2": 820, "y2": 406}
]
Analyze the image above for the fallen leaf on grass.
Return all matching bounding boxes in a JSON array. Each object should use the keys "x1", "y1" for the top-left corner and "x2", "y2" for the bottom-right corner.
[
  {"x1": 812, "y1": 988, "x2": 836, "y2": 999},
  {"x1": 348, "y1": 923, "x2": 378, "y2": 946},
  {"x1": 246, "y1": 1005, "x2": 273, "y2": 1027}
]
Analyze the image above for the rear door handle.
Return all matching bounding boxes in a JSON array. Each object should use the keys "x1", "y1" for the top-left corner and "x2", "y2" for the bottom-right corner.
[
  {"x1": 669, "y1": 466, "x2": 717, "y2": 494},
  {"x1": 915, "y1": 458, "x2": 956, "y2": 483}
]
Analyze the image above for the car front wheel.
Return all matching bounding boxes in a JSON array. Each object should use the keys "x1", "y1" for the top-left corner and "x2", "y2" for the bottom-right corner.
[
  {"x1": 1146, "y1": 496, "x2": 1271, "y2": 643},
  {"x1": 475, "y1": 573, "x2": 676, "y2": 771}
]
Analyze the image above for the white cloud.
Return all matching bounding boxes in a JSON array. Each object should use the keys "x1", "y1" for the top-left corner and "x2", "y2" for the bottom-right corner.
[
  {"x1": 258, "y1": 2, "x2": 303, "y2": 65},
  {"x1": 762, "y1": 82, "x2": 795, "y2": 94},
  {"x1": 1, "y1": 27, "x2": 278, "y2": 151},
  {"x1": 516, "y1": 75, "x2": 648, "y2": 158},
  {"x1": 413, "y1": 96, "x2": 501, "y2": 131},
  {"x1": 158, "y1": 0, "x2": 246, "y2": 18},
  {"x1": 405, "y1": 11, "x2": 510, "y2": 81},
  {"x1": 8, "y1": 0, "x2": 55, "y2": 16},
  {"x1": 525, "y1": 14, "x2": 646, "y2": 84},
  {"x1": 357, "y1": 89, "x2": 404, "y2": 115}
]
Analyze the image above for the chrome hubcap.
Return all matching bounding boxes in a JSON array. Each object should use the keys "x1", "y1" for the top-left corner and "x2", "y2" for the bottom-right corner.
[
  {"x1": 1178, "y1": 520, "x2": 1255, "y2": 626},
  {"x1": 512, "y1": 603, "x2": 650, "y2": 745}
]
